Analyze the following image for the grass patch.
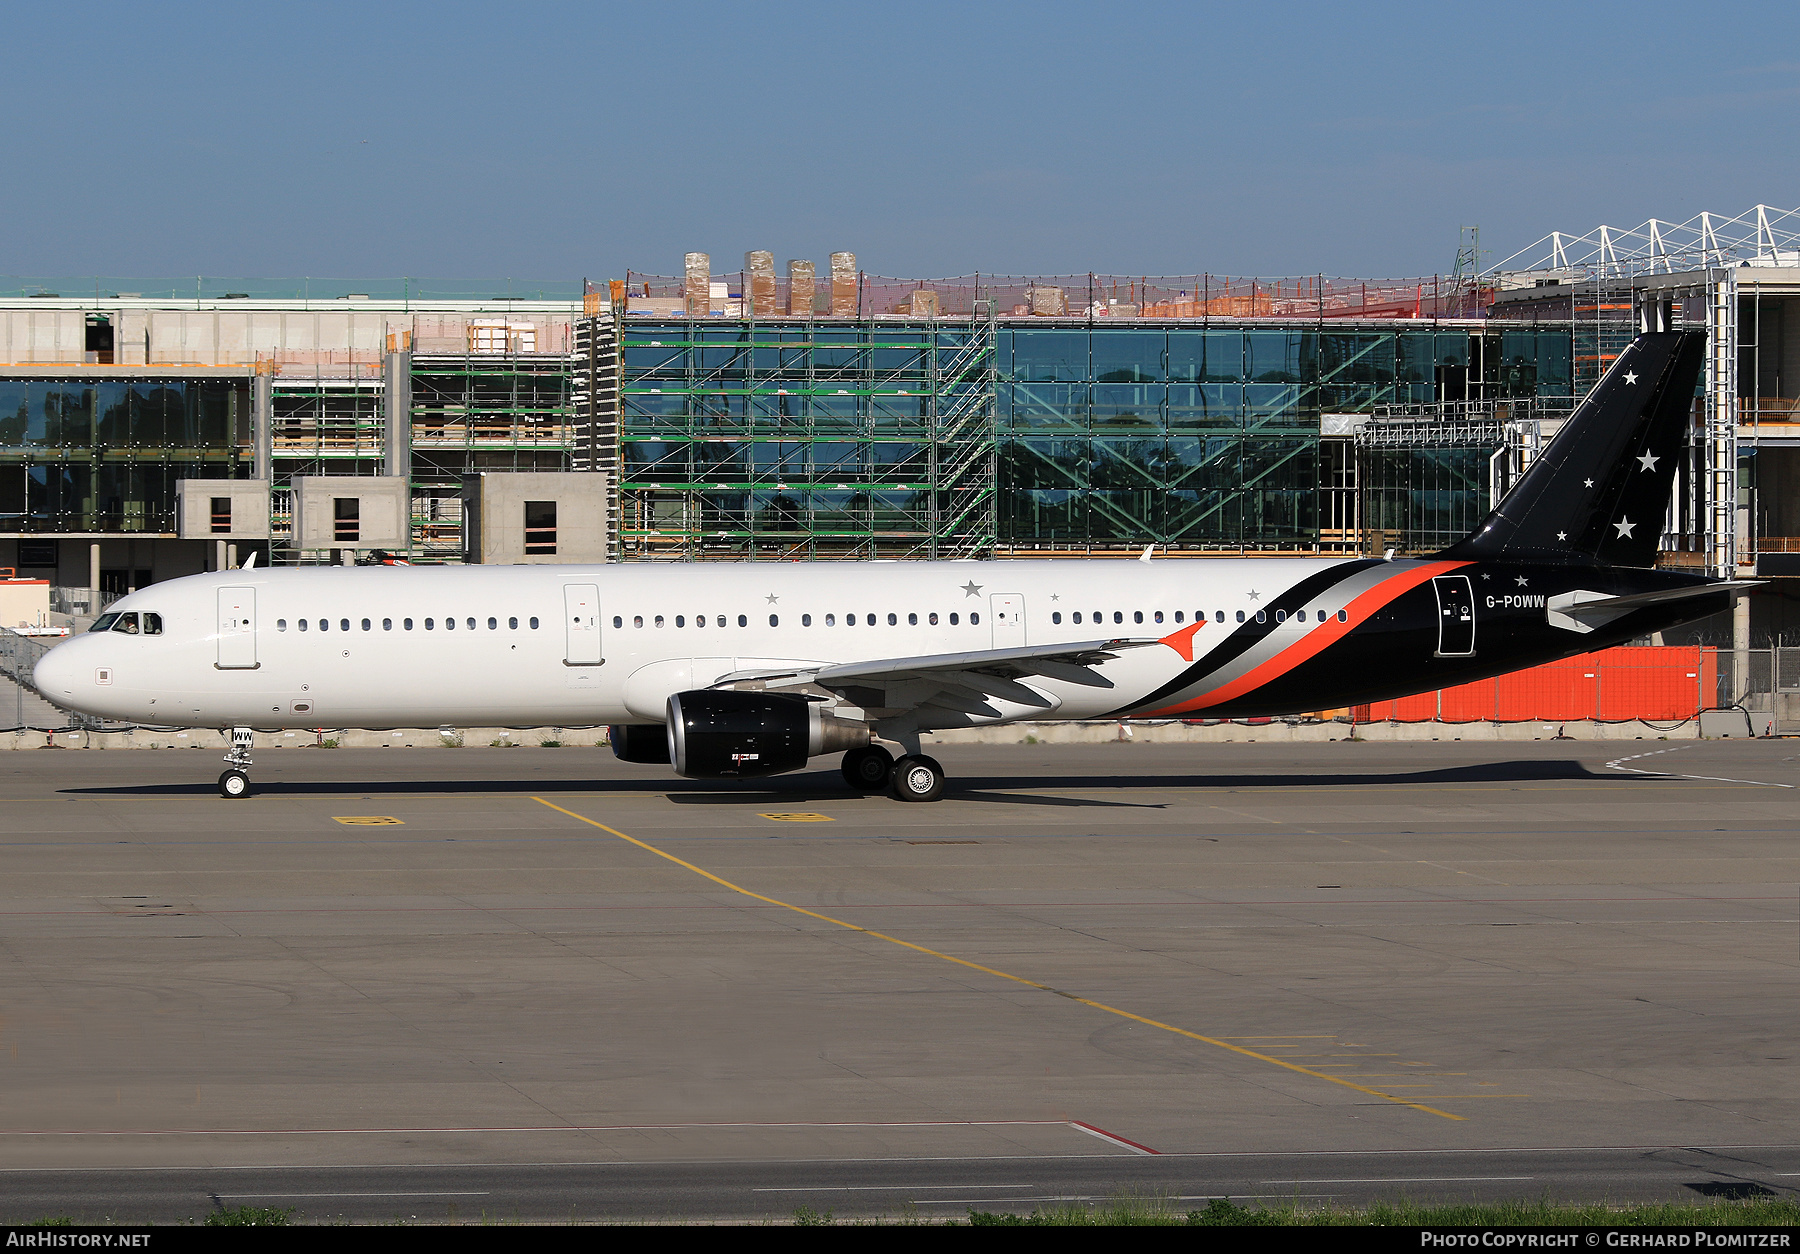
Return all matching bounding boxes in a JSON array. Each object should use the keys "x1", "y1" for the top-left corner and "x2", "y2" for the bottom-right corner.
[
  {"x1": 539, "y1": 739, "x2": 563, "y2": 748},
  {"x1": 957, "y1": 1195, "x2": 1800, "y2": 1227},
  {"x1": 317, "y1": 739, "x2": 339, "y2": 750},
  {"x1": 205, "y1": 1205, "x2": 296, "y2": 1226}
]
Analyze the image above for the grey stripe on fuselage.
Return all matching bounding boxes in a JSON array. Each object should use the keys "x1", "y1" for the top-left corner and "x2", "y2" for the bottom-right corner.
[{"x1": 1118, "y1": 559, "x2": 1418, "y2": 714}]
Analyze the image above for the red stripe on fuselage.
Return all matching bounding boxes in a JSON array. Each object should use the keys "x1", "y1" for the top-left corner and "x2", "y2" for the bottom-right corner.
[{"x1": 1138, "y1": 560, "x2": 1470, "y2": 716}]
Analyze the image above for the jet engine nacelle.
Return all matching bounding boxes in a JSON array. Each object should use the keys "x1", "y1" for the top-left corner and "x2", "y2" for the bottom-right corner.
[
  {"x1": 666, "y1": 690, "x2": 870, "y2": 779},
  {"x1": 608, "y1": 723, "x2": 672, "y2": 764}
]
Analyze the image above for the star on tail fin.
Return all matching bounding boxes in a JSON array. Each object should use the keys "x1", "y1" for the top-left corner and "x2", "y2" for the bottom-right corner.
[{"x1": 1439, "y1": 331, "x2": 1705, "y2": 569}]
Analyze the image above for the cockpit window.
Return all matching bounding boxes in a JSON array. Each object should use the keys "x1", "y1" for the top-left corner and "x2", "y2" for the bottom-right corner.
[
  {"x1": 142, "y1": 613, "x2": 162, "y2": 636},
  {"x1": 110, "y1": 612, "x2": 141, "y2": 635},
  {"x1": 90, "y1": 613, "x2": 120, "y2": 633}
]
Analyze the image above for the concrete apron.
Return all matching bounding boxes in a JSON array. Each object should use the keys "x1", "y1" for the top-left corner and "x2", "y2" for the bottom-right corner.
[{"x1": 4, "y1": 718, "x2": 1707, "y2": 750}]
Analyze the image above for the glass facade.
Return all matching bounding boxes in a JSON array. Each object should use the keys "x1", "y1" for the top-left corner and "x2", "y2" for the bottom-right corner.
[
  {"x1": 617, "y1": 324, "x2": 992, "y2": 558},
  {"x1": 998, "y1": 326, "x2": 1572, "y2": 549},
  {"x1": 0, "y1": 377, "x2": 249, "y2": 532},
  {"x1": 611, "y1": 319, "x2": 1572, "y2": 557}
]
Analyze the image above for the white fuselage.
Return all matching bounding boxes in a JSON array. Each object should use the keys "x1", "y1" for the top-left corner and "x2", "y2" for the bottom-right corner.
[{"x1": 33, "y1": 559, "x2": 1384, "y2": 731}]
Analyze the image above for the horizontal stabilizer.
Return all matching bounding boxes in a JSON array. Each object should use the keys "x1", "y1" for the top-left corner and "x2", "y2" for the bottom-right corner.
[{"x1": 1546, "y1": 581, "x2": 1759, "y2": 634}]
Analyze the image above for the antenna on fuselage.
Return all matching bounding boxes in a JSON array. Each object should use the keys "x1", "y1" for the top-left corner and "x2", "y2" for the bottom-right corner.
[
  {"x1": 241, "y1": 551, "x2": 258, "y2": 570},
  {"x1": 1138, "y1": 544, "x2": 1154, "y2": 562}
]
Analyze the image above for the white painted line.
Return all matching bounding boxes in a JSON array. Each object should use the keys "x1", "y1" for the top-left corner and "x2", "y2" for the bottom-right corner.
[
  {"x1": 1262, "y1": 1176, "x2": 1533, "y2": 1184},
  {"x1": 753, "y1": 1184, "x2": 1033, "y2": 1193},
  {"x1": 216, "y1": 1192, "x2": 490, "y2": 1198},
  {"x1": 1606, "y1": 746, "x2": 1793, "y2": 789}
]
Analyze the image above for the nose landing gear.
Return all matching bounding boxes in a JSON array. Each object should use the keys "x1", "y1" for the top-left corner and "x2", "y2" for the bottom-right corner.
[{"x1": 219, "y1": 727, "x2": 254, "y2": 798}]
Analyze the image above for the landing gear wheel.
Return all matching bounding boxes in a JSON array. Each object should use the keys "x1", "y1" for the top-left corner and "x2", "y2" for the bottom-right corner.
[
  {"x1": 841, "y1": 745, "x2": 895, "y2": 792},
  {"x1": 218, "y1": 769, "x2": 250, "y2": 799},
  {"x1": 888, "y1": 754, "x2": 945, "y2": 803}
]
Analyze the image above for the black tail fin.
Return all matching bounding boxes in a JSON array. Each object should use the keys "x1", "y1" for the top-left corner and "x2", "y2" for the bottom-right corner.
[{"x1": 1440, "y1": 330, "x2": 1705, "y2": 568}]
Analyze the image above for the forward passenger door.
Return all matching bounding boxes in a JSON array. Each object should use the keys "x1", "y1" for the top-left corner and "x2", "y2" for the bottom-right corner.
[{"x1": 216, "y1": 587, "x2": 257, "y2": 669}]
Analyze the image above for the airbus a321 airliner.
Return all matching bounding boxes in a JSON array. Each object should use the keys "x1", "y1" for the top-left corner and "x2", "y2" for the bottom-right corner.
[{"x1": 34, "y1": 331, "x2": 1750, "y2": 801}]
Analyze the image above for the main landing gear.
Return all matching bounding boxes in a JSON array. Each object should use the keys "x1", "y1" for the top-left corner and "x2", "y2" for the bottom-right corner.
[
  {"x1": 840, "y1": 745, "x2": 893, "y2": 792},
  {"x1": 838, "y1": 746, "x2": 948, "y2": 802},
  {"x1": 888, "y1": 754, "x2": 946, "y2": 803},
  {"x1": 219, "y1": 727, "x2": 253, "y2": 799}
]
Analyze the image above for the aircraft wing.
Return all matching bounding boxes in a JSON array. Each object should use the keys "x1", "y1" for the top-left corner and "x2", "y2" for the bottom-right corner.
[{"x1": 710, "y1": 637, "x2": 1165, "y2": 717}]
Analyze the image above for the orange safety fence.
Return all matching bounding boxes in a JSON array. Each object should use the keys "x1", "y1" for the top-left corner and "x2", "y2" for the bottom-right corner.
[{"x1": 1353, "y1": 646, "x2": 1713, "y2": 724}]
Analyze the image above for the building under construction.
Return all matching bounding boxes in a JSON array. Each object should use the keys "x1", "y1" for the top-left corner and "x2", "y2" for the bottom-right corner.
[{"x1": 2, "y1": 204, "x2": 1798, "y2": 649}]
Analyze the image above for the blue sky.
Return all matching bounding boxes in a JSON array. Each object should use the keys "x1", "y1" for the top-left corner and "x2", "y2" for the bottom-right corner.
[{"x1": 2, "y1": 1, "x2": 1795, "y2": 281}]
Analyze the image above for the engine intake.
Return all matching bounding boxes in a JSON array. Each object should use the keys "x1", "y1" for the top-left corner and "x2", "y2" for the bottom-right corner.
[
  {"x1": 609, "y1": 723, "x2": 672, "y2": 764},
  {"x1": 667, "y1": 690, "x2": 869, "y2": 779}
]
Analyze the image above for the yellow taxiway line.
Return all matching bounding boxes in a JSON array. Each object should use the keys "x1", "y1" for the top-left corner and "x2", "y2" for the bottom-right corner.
[{"x1": 533, "y1": 796, "x2": 1466, "y2": 1122}]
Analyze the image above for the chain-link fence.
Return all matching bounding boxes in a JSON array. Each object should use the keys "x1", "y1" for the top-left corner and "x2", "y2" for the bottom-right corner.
[
  {"x1": 0, "y1": 628, "x2": 75, "y2": 731},
  {"x1": 1713, "y1": 647, "x2": 1800, "y2": 735}
]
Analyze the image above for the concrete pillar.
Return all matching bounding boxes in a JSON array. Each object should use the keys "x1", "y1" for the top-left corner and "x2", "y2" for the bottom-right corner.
[
  {"x1": 252, "y1": 373, "x2": 272, "y2": 482},
  {"x1": 382, "y1": 351, "x2": 412, "y2": 482},
  {"x1": 227, "y1": 543, "x2": 238, "y2": 570},
  {"x1": 215, "y1": 540, "x2": 226, "y2": 572},
  {"x1": 1732, "y1": 593, "x2": 1752, "y2": 702}
]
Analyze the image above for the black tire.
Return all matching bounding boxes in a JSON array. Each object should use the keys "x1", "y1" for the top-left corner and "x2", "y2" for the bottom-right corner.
[
  {"x1": 841, "y1": 745, "x2": 894, "y2": 792},
  {"x1": 218, "y1": 769, "x2": 251, "y2": 799},
  {"x1": 888, "y1": 755, "x2": 945, "y2": 803}
]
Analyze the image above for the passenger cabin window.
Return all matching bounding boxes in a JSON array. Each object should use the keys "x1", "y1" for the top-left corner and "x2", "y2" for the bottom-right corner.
[
  {"x1": 445, "y1": 617, "x2": 456, "y2": 630},
  {"x1": 383, "y1": 619, "x2": 392, "y2": 630},
  {"x1": 404, "y1": 618, "x2": 414, "y2": 630},
  {"x1": 1052, "y1": 612, "x2": 1062, "y2": 624},
  {"x1": 737, "y1": 615, "x2": 747, "y2": 627},
  {"x1": 276, "y1": 619, "x2": 287, "y2": 631},
  {"x1": 361, "y1": 618, "x2": 371, "y2": 631},
  {"x1": 530, "y1": 617, "x2": 539, "y2": 629},
  {"x1": 299, "y1": 619, "x2": 309, "y2": 631},
  {"x1": 524, "y1": 500, "x2": 557, "y2": 556},
  {"x1": 802, "y1": 614, "x2": 812, "y2": 626},
  {"x1": 612, "y1": 616, "x2": 621, "y2": 629},
  {"x1": 768, "y1": 614, "x2": 778, "y2": 626},
  {"x1": 929, "y1": 613, "x2": 938, "y2": 625}
]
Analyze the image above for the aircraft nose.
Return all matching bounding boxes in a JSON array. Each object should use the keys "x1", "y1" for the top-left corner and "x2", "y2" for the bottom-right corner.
[{"x1": 31, "y1": 639, "x2": 82, "y2": 702}]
